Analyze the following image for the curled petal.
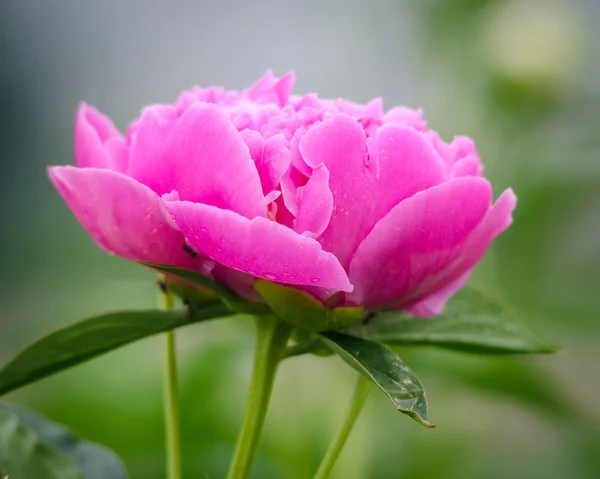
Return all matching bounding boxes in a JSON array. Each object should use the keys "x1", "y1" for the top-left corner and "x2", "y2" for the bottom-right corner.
[{"x1": 163, "y1": 200, "x2": 353, "y2": 292}]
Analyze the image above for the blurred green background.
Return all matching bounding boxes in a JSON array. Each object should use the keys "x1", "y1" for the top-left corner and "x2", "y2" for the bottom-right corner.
[{"x1": 1, "y1": 0, "x2": 599, "y2": 477}]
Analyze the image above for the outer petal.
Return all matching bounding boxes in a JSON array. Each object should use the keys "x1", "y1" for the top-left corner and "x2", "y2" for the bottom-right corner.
[
  {"x1": 369, "y1": 124, "x2": 446, "y2": 227},
  {"x1": 163, "y1": 200, "x2": 352, "y2": 292},
  {"x1": 75, "y1": 103, "x2": 128, "y2": 172},
  {"x1": 405, "y1": 272, "x2": 471, "y2": 318},
  {"x1": 48, "y1": 166, "x2": 200, "y2": 270},
  {"x1": 129, "y1": 102, "x2": 266, "y2": 219},
  {"x1": 295, "y1": 164, "x2": 334, "y2": 239},
  {"x1": 432, "y1": 189, "x2": 517, "y2": 286},
  {"x1": 347, "y1": 177, "x2": 492, "y2": 309}
]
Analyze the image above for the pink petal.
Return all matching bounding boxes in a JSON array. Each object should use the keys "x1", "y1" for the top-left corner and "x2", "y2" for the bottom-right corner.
[
  {"x1": 289, "y1": 127, "x2": 312, "y2": 177},
  {"x1": 240, "y1": 129, "x2": 264, "y2": 164},
  {"x1": 280, "y1": 165, "x2": 308, "y2": 217},
  {"x1": 451, "y1": 155, "x2": 483, "y2": 178},
  {"x1": 431, "y1": 188, "x2": 517, "y2": 288},
  {"x1": 163, "y1": 200, "x2": 353, "y2": 292},
  {"x1": 244, "y1": 70, "x2": 295, "y2": 107},
  {"x1": 75, "y1": 103, "x2": 127, "y2": 171},
  {"x1": 104, "y1": 137, "x2": 129, "y2": 174},
  {"x1": 129, "y1": 102, "x2": 266, "y2": 219},
  {"x1": 48, "y1": 166, "x2": 202, "y2": 270},
  {"x1": 405, "y1": 272, "x2": 471, "y2": 318},
  {"x1": 295, "y1": 164, "x2": 334, "y2": 239},
  {"x1": 427, "y1": 132, "x2": 478, "y2": 172},
  {"x1": 80, "y1": 103, "x2": 121, "y2": 142},
  {"x1": 261, "y1": 134, "x2": 291, "y2": 191},
  {"x1": 299, "y1": 114, "x2": 375, "y2": 268},
  {"x1": 347, "y1": 177, "x2": 492, "y2": 309},
  {"x1": 382, "y1": 107, "x2": 427, "y2": 131},
  {"x1": 369, "y1": 124, "x2": 446, "y2": 227}
]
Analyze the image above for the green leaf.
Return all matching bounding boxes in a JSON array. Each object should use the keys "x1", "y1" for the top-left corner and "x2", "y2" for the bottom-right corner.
[
  {"x1": 144, "y1": 262, "x2": 269, "y2": 314},
  {"x1": 0, "y1": 403, "x2": 128, "y2": 479},
  {"x1": 255, "y1": 280, "x2": 364, "y2": 332},
  {"x1": 0, "y1": 409, "x2": 83, "y2": 479},
  {"x1": 164, "y1": 278, "x2": 221, "y2": 309},
  {"x1": 0, "y1": 303, "x2": 231, "y2": 396},
  {"x1": 345, "y1": 286, "x2": 558, "y2": 354},
  {"x1": 320, "y1": 332, "x2": 434, "y2": 428}
]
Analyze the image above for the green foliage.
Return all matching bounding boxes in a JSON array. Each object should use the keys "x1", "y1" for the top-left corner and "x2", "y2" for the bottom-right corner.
[
  {"x1": 0, "y1": 305, "x2": 231, "y2": 396},
  {"x1": 143, "y1": 263, "x2": 269, "y2": 315},
  {"x1": 346, "y1": 286, "x2": 557, "y2": 354},
  {"x1": 320, "y1": 332, "x2": 433, "y2": 428},
  {"x1": 255, "y1": 280, "x2": 364, "y2": 332}
]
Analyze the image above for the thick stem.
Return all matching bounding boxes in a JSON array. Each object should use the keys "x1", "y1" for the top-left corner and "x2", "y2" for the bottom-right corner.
[
  {"x1": 313, "y1": 375, "x2": 371, "y2": 479},
  {"x1": 227, "y1": 315, "x2": 292, "y2": 479},
  {"x1": 159, "y1": 282, "x2": 182, "y2": 479}
]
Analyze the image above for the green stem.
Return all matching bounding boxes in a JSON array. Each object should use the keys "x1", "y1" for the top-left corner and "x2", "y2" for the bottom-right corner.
[
  {"x1": 313, "y1": 375, "x2": 371, "y2": 479},
  {"x1": 159, "y1": 283, "x2": 182, "y2": 479},
  {"x1": 227, "y1": 315, "x2": 292, "y2": 479}
]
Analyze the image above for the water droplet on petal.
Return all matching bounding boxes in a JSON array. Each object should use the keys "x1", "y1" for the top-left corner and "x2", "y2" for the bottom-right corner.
[
  {"x1": 310, "y1": 277, "x2": 320, "y2": 283},
  {"x1": 265, "y1": 273, "x2": 277, "y2": 281}
]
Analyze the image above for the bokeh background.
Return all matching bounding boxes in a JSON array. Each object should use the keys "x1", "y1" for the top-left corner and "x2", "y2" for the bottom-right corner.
[{"x1": 1, "y1": 0, "x2": 599, "y2": 477}]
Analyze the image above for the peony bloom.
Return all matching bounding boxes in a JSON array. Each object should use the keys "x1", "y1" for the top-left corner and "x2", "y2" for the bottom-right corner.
[{"x1": 49, "y1": 71, "x2": 516, "y2": 317}]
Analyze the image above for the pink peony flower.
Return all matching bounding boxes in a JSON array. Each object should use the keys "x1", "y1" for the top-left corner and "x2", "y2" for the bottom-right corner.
[{"x1": 49, "y1": 71, "x2": 516, "y2": 317}]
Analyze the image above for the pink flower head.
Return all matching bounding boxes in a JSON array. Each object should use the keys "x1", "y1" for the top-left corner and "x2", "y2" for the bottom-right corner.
[{"x1": 49, "y1": 71, "x2": 516, "y2": 317}]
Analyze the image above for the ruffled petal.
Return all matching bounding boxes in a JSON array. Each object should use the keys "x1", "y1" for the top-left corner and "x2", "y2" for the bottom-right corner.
[
  {"x1": 382, "y1": 107, "x2": 427, "y2": 131},
  {"x1": 244, "y1": 70, "x2": 295, "y2": 107},
  {"x1": 347, "y1": 177, "x2": 492, "y2": 309},
  {"x1": 163, "y1": 200, "x2": 353, "y2": 292},
  {"x1": 48, "y1": 166, "x2": 201, "y2": 270}
]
